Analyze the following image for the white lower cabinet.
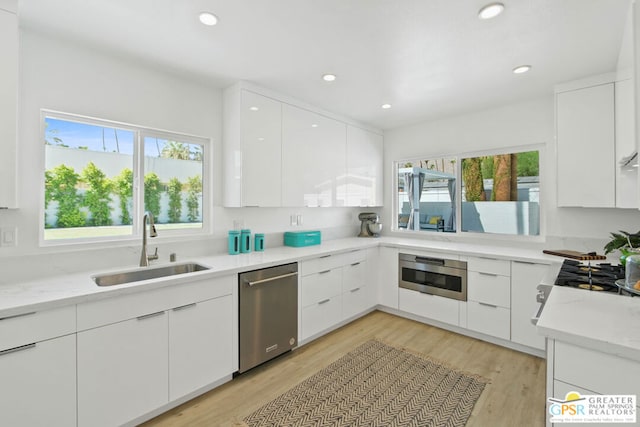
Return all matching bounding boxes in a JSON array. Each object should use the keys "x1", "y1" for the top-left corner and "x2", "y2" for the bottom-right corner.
[
  {"x1": 0, "y1": 334, "x2": 76, "y2": 427},
  {"x1": 553, "y1": 341, "x2": 640, "y2": 398},
  {"x1": 300, "y1": 264, "x2": 343, "y2": 341},
  {"x1": 0, "y1": 305, "x2": 77, "y2": 427},
  {"x1": 77, "y1": 274, "x2": 234, "y2": 426},
  {"x1": 300, "y1": 250, "x2": 374, "y2": 342},
  {"x1": 465, "y1": 257, "x2": 511, "y2": 340},
  {"x1": 342, "y1": 253, "x2": 371, "y2": 320},
  {"x1": 466, "y1": 301, "x2": 510, "y2": 340},
  {"x1": 378, "y1": 246, "x2": 399, "y2": 308},
  {"x1": 398, "y1": 288, "x2": 460, "y2": 326},
  {"x1": 301, "y1": 295, "x2": 342, "y2": 340},
  {"x1": 548, "y1": 340, "x2": 640, "y2": 426},
  {"x1": 169, "y1": 295, "x2": 233, "y2": 401},
  {"x1": 511, "y1": 261, "x2": 548, "y2": 350},
  {"x1": 78, "y1": 312, "x2": 169, "y2": 427}
]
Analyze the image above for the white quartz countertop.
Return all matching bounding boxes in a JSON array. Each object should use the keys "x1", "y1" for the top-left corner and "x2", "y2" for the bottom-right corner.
[
  {"x1": 0, "y1": 236, "x2": 560, "y2": 319},
  {"x1": 537, "y1": 286, "x2": 640, "y2": 362}
]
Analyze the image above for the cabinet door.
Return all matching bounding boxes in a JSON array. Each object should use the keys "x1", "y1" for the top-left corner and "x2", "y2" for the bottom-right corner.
[
  {"x1": 378, "y1": 247, "x2": 399, "y2": 308},
  {"x1": 511, "y1": 261, "x2": 548, "y2": 350},
  {"x1": 78, "y1": 313, "x2": 169, "y2": 427},
  {"x1": 466, "y1": 300, "x2": 510, "y2": 340},
  {"x1": 300, "y1": 268, "x2": 343, "y2": 307},
  {"x1": 169, "y1": 296, "x2": 233, "y2": 401},
  {"x1": 556, "y1": 83, "x2": 615, "y2": 207},
  {"x1": 399, "y1": 288, "x2": 459, "y2": 326},
  {"x1": 0, "y1": 334, "x2": 76, "y2": 427},
  {"x1": 300, "y1": 295, "x2": 342, "y2": 341},
  {"x1": 346, "y1": 125, "x2": 383, "y2": 207},
  {"x1": 615, "y1": 79, "x2": 637, "y2": 208},
  {"x1": 0, "y1": 6, "x2": 18, "y2": 208},
  {"x1": 241, "y1": 90, "x2": 282, "y2": 206},
  {"x1": 342, "y1": 286, "x2": 372, "y2": 320},
  {"x1": 467, "y1": 271, "x2": 510, "y2": 308},
  {"x1": 282, "y1": 104, "x2": 347, "y2": 207},
  {"x1": 343, "y1": 259, "x2": 365, "y2": 292}
]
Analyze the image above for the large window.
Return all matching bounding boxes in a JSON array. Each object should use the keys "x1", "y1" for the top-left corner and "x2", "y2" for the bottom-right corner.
[
  {"x1": 395, "y1": 148, "x2": 540, "y2": 237},
  {"x1": 396, "y1": 158, "x2": 457, "y2": 232},
  {"x1": 461, "y1": 151, "x2": 540, "y2": 236},
  {"x1": 43, "y1": 112, "x2": 207, "y2": 243}
]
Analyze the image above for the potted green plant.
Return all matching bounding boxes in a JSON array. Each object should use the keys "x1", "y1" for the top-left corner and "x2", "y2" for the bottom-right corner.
[{"x1": 604, "y1": 230, "x2": 640, "y2": 264}]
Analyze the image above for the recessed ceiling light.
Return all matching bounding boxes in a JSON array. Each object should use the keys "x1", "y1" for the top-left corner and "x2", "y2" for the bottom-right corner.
[
  {"x1": 199, "y1": 12, "x2": 218, "y2": 26},
  {"x1": 322, "y1": 74, "x2": 336, "y2": 82},
  {"x1": 512, "y1": 65, "x2": 532, "y2": 74},
  {"x1": 249, "y1": 106, "x2": 259, "y2": 111},
  {"x1": 381, "y1": 104, "x2": 392, "y2": 109},
  {"x1": 311, "y1": 124, "x2": 319, "y2": 128},
  {"x1": 478, "y1": 3, "x2": 504, "y2": 20},
  {"x1": 257, "y1": 137, "x2": 265, "y2": 141}
]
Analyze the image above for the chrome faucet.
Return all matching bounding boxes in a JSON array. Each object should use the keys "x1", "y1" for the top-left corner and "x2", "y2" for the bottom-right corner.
[{"x1": 140, "y1": 212, "x2": 158, "y2": 267}]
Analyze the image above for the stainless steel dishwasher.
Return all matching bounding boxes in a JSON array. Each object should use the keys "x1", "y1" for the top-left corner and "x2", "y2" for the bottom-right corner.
[{"x1": 238, "y1": 262, "x2": 298, "y2": 373}]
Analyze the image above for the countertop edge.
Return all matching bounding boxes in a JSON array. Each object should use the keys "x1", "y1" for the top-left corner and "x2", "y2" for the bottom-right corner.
[{"x1": 0, "y1": 236, "x2": 557, "y2": 318}]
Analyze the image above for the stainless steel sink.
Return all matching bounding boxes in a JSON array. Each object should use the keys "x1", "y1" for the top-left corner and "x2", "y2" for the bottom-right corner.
[{"x1": 92, "y1": 262, "x2": 210, "y2": 286}]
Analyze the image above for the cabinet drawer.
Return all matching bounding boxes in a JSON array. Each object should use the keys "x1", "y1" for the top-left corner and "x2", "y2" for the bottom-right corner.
[
  {"x1": 78, "y1": 275, "x2": 233, "y2": 331},
  {"x1": 468, "y1": 271, "x2": 510, "y2": 308},
  {"x1": 554, "y1": 341, "x2": 640, "y2": 399},
  {"x1": 300, "y1": 252, "x2": 356, "y2": 276},
  {"x1": 0, "y1": 305, "x2": 76, "y2": 351},
  {"x1": 342, "y1": 260, "x2": 365, "y2": 292},
  {"x1": 300, "y1": 268, "x2": 342, "y2": 307},
  {"x1": 300, "y1": 295, "x2": 341, "y2": 340},
  {"x1": 344, "y1": 249, "x2": 367, "y2": 265},
  {"x1": 466, "y1": 256, "x2": 510, "y2": 276},
  {"x1": 466, "y1": 300, "x2": 510, "y2": 340},
  {"x1": 0, "y1": 334, "x2": 76, "y2": 427},
  {"x1": 399, "y1": 288, "x2": 459, "y2": 326},
  {"x1": 342, "y1": 286, "x2": 371, "y2": 320}
]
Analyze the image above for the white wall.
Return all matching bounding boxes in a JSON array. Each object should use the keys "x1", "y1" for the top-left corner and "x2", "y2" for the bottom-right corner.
[
  {"x1": 0, "y1": 30, "x2": 364, "y2": 262},
  {"x1": 383, "y1": 96, "x2": 640, "y2": 244}
]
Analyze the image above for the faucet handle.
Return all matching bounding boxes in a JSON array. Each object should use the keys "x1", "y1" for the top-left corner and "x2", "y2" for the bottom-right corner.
[{"x1": 149, "y1": 247, "x2": 159, "y2": 261}]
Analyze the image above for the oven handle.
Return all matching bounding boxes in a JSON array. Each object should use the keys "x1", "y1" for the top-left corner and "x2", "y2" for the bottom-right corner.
[
  {"x1": 531, "y1": 302, "x2": 545, "y2": 325},
  {"x1": 415, "y1": 256, "x2": 445, "y2": 266}
]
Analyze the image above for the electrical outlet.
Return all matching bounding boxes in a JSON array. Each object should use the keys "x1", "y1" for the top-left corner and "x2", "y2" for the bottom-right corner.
[{"x1": 0, "y1": 226, "x2": 17, "y2": 247}]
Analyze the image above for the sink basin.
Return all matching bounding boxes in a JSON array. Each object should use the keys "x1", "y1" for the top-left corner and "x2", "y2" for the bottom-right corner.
[{"x1": 93, "y1": 262, "x2": 210, "y2": 286}]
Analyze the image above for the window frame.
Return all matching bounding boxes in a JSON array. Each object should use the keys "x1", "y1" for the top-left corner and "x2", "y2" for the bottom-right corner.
[
  {"x1": 40, "y1": 110, "x2": 211, "y2": 247},
  {"x1": 392, "y1": 144, "x2": 545, "y2": 241}
]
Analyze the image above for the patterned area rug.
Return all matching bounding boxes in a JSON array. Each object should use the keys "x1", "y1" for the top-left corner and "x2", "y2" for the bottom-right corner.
[{"x1": 243, "y1": 340, "x2": 489, "y2": 427}]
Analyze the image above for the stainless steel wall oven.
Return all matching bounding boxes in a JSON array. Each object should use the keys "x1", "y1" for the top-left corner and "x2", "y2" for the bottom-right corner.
[{"x1": 399, "y1": 253, "x2": 467, "y2": 301}]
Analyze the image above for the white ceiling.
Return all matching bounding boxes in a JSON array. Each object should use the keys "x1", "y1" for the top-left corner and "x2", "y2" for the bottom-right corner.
[{"x1": 18, "y1": 0, "x2": 631, "y2": 130}]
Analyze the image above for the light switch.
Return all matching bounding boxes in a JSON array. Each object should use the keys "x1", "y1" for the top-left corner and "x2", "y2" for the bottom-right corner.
[{"x1": 1, "y1": 226, "x2": 17, "y2": 247}]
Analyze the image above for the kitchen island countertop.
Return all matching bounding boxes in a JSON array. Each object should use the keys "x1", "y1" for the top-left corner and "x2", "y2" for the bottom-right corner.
[{"x1": 537, "y1": 285, "x2": 640, "y2": 362}]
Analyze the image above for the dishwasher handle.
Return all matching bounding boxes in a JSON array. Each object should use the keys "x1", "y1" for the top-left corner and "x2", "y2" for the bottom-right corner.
[{"x1": 246, "y1": 271, "x2": 298, "y2": 287}]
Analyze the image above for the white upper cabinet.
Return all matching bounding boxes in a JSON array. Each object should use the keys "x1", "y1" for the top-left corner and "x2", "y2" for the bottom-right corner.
[
  {"x1": 0, "y1": 2, "x2": 18, "y2": 208},
  {"x1": 223, "y1": 82, "x2": 383, "y2": 208},
  {"x1": 282, "y1": 104, "x2": 347, "y2": 207},
  {"x1": 556, "y1": 80, "x2": 615, "y2": 207},
  {"x1": 615, "y1": 78, "x2": 637, "y2": 208},
  {"x1": 223, "y1": 87, "x2": 282, "y2": 207},
  {"x1": 346, "y1": 125, "x2": 384, "y2": 207}
]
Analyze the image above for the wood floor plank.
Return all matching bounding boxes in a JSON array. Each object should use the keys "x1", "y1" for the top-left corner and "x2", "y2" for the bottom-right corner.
[{"x1": 143, "y1": 311, "x2": 546, "y2": 427}]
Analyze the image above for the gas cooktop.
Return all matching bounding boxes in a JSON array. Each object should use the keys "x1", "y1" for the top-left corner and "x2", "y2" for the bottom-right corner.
[{"x1": 554, "y1": 259, "x2": 628, "y2": 294}]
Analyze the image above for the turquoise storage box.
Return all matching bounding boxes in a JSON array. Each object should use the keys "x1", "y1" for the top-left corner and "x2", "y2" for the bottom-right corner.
[{"x1": 284, "y1": 230, "x2": 321, "y2": 247}]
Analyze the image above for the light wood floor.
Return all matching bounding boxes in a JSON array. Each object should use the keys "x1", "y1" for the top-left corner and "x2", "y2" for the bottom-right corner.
[{"x1": 144, "y1": 311, "x2": 546, "y2": 427}]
